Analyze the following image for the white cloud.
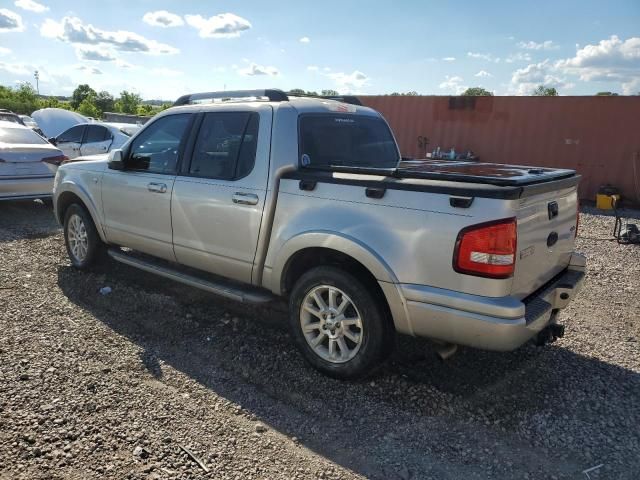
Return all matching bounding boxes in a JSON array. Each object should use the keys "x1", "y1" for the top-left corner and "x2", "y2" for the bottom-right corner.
[
  {"x1": 238, "y1": 62, "x2": 279, "y2": 76},
  {"x1": 40, "y1": 16, "x2": 178, "y2": 55},
  {"x1": 0, "y1": 8, "x2": 24, "y2": 32},
  {"x1": 75, "y1": 45, "x2": 116, "y2": 62},
  {"x1": 505, "y1": 52, "x2": 532, "y2": 63},
  {"x1": 555, "y1": 35, "x2": 640, "y2": 93},
  {"x1": 510, "y1": 59, "x2": 570, "y2": 95},
  {"x1": 517, "y1": 40, "x2": 557, "y2": 50},
  {"x1": 442, "y1": 57, "x2": 456, "y2": 62},
  {"x1": 14, "y1": 0, "x2": 48, "y2": 13},
  {"x1": 75, "y1": 64, "x2": 102, "y2": 75},
  {"x1": 438, "y1": 75, "x2": 467, "y2": 94},
  {"x1": 299, "y1": 36, "x2": 310, "y2": 43},
  {"x1": 467, "y1": 51, "x2": 500, "y2": 63},
  {"x1": 151, "y1": 67, "x2": 183, "y2": 77},
  {"x1": 328, "y1": 70, "x2": 369, "y2": 92},
  {"x1": 307, "y1": 65, "x2": 319, "y2": 72},
  {"x1": 184, "y1": 13, "x2": 251, "y2": 38},
  {"x1": 0, "y1": 60, "x2": 30, "y2": 75},
  {"x1": 142, "y1": 10, "x2": 184, "y2": 28},
  {"x1": 475, "y1": 70, "x2": 492, "y2": 78},
  {"x1": 0, "y1": 46, "x2": 11, "y2": 56}
]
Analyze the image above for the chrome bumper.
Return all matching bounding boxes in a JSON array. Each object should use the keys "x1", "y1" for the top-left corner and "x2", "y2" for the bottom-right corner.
[{"x1": 400, "y1": 253, "x2": 586, "y2": 351}]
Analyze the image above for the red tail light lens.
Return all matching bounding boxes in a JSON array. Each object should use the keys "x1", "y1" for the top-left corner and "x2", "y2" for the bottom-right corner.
[
  {"x1": 453, "y1": 218, "x2": 517, "y2": 279},
  {"x1": 42, "y1": 154, "x2": 68, "y2": 166}
]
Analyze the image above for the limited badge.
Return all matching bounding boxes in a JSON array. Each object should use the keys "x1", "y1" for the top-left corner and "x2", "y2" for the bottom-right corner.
[{"x1": 520, "y1": 245, "x2": 535, "y2": 259}]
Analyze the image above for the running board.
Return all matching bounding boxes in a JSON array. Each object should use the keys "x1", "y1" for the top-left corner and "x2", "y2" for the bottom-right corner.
[{"x1": 107, "y1": 249, "x2": 274, "y2": 304}]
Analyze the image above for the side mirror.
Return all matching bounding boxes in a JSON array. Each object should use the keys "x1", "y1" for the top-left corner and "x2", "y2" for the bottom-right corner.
[
  {"x1": 107, "y1": 149, "x2": 125, "y2": 170},
  {"x1": 48, "y1": 137, "x2": 57, "y2": 145}
]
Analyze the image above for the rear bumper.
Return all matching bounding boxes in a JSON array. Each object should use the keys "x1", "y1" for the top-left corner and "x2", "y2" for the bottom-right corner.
[
  {"x1": 0, "y1": 175, "x2": 54, "y2": 200},
  {"x1": 400, "y1": 252, "x2": 586, "y2": 351}
]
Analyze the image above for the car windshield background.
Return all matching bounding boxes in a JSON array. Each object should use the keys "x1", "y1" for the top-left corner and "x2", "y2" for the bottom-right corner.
[
  {"x1": 0, "y1": 126, "x2": 48, "y2": 145},
  {"x1": 84, "y1": 125, "x2": 111, "y2": 143},
  {"x1": 299, "y1": 115, "x2": 399, "y2": 170},
  {"x1": 58, "y1": 125, "x2": 84, "y2": 143},
  {"x1": 189, "y1": 112, "x2": 259, "y2": 180},
  {"x1": 127, "y1": 114, "x2": 191, "y2": 174}
]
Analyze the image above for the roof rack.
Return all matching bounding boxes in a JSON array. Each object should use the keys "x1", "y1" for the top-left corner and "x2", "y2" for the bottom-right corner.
[
  {"x1": 286, "y1": 93, "x2": 363, "y2": 106},
  {"x1": 173, "y1": 89, "x2": 289, "y2": 106}
]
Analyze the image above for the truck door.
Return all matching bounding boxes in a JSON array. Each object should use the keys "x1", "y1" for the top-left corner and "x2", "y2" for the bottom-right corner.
[
  {"x1": 171, "y1": 108, "x2": 271, "y2": 284},
  {"x1": 102, "y1": 113, "x2": 192, "y2": 261}
]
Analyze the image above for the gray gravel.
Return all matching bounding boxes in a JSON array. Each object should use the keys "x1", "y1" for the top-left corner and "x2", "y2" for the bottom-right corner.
[{"x1": 0, "y1": 200, "x2": 639, "y2": 479}]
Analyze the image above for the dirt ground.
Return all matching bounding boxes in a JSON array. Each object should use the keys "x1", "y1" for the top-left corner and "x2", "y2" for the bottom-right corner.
[{"x1": 0, "y1": 200, "x2": 638, "y2": 480}]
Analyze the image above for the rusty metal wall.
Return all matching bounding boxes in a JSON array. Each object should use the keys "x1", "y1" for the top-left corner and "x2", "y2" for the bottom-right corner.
[{"x1": 359, "y1": 96, "x2": 640, "y2": 204}]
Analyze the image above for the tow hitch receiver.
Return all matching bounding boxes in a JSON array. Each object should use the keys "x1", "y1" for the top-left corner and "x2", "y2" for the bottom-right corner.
[{"x1": 536, "y1": 322, "x2": 565, "y2": 346}]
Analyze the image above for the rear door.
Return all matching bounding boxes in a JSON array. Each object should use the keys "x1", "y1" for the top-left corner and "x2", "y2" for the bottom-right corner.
[
  {"x1": 80, "y1": 125, "x2": 112, "y2": 156},
  {"x1": 102, "y1": 113, "x2": 193, "y2": 261},
  {"x1": 56, "y1": 125, "x2": 85, "y2": 159},
  {"x1": 511, "y1": 184, "x2": 579, "y2": 298},
  {"x1": 171, "y1": 108, "x2": 270, "y2": 283}
]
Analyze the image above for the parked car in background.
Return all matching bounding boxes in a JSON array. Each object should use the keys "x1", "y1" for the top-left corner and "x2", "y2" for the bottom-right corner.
[
  {"x1": 50, "y1": 122, "x2": 137, "y2": 160},
  {"x1": 18, "y1": 114, "x2": 46, "y2": 138},
  {"x1": 31, "y1": 108, "x2": 89, "y2": 139},
  {"x1": 53, "y1": 89, "x2": 585, "y2": 379},
  {"x1": 0, "y1": 111, "x2": 25, "y2": 126},
  {"x1": 0, "y1": 121, "x2": 66, "y2": 202}
]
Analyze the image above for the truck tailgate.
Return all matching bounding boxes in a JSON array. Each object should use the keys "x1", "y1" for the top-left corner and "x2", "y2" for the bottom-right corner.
[{"x1": 512, "y1": 184, "x2": 579, "y2": 299}]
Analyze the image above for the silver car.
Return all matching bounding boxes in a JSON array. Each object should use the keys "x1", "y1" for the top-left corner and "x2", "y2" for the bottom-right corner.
[
  {"x1": 50, "y1": 122, "x2": 136, "y2": 161},
  {"x1": 0, "y1": 121, "x2": 65, "y2": 201}
]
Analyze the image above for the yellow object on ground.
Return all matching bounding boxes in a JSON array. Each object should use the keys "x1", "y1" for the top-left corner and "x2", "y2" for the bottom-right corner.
[{"x1": 596, "y1": 193, "x2": 620, "y2": 210}]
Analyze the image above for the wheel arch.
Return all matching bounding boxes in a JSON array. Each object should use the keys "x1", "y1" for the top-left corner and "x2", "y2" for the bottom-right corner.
[{"x1": 55, "y1": 183, "x2": 106, "y2": 242}]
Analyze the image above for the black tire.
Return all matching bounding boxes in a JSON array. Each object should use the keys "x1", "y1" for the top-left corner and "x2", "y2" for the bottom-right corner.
[
  {"x1": 63, "y1": 203, "x2": 104, "y2": 269},
  {"x1": 289, "y1": 266, "x2": 394, "y2": 380}
]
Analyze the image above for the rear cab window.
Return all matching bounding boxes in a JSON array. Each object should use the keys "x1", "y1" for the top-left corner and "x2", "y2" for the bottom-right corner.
[{"x1": 299, "y1": 114, "x2": 399, "y2": 170}]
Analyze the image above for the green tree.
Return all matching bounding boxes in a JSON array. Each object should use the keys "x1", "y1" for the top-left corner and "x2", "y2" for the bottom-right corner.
[
  {"x1": 532, "y1": 85, "x2": 558, "y2": 96},
  {"x1": 15, "y1": 82, "x2": 38, "y2": 103},
  {"x1": 390, "y1": 91, "x2": 419, "y2": 96},
  {"x1": 116, "y1": 90, "x2": 142, "y2": 114},
  {"x1": 71, "y1": 84, "x2": 97, "y2": 109},
  {"x1": 136, "y1": 104, "x2": 153, "y2": 116},
  {"x1": 77, "y1": 97, "x2": 99, "y2": 118},
  {"x1": 95, "y1": 91, "x2": 115, "y2": 113},
  {"x1": 288, "y1": 88, "x2": 306, "y2": 95},
  {"x1": 321, "y1": 89, "x2": 339, "y2": 96},
  {"x1": 461, "y1": 87, "x2": 493, "y2": 96},
  {"x1": 595, "y1": 91, "x2": 619, "y2": 96}
]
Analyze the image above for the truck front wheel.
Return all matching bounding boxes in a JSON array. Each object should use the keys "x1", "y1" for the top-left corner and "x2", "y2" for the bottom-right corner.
[
  {"x1": 63, "y1": 203, "x2": 103, "y2": 270},
  {"x1": 289, "y1": 266, "x2": 393, "y2": 379}
]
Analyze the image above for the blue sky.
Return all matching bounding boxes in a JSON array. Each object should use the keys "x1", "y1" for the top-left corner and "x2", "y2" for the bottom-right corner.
[{"x1": 0, "y1": 0, "x2": 639, "y2": 99}]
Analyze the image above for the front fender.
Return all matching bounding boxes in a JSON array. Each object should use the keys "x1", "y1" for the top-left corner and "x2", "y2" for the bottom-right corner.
[{"x1": 55, "y1": 177, "x2": 106, "y2": 243}]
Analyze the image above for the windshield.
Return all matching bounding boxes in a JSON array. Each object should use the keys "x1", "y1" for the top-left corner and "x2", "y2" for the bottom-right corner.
[
  {"x1": 0, "y1": 126, "x2": 48, "y2": 144},
  {"x1": 299, "y1": 114, "x2": 400, "y2": 169},
  {"x1": 0, "y1": 114, "x2": 22, "y2": 125}
]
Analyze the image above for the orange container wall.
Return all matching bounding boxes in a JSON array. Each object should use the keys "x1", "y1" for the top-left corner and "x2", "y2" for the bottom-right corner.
[{"x1": 359, "y1": 96, "x2": 640, "y2": 204}]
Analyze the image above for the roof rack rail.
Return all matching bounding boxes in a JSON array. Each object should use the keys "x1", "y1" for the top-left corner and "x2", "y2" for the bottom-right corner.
[
  {"x1": 286, "y1": 92, "x2": 363, "y2": 106},
  {"x1": 173, "y1": 89, "x2": 289, "y2": 106}
]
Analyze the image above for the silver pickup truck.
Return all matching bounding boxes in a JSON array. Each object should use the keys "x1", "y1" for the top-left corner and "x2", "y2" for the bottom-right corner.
[{"x1": 53, "y1": 89, "x2": 585, "y2": 379}]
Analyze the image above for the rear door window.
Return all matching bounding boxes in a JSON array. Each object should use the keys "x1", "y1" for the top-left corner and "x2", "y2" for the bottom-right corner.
[
  {"x1": 84, "y1": 125, "x2": 111, "y2": 143},
  {"x1": 299, "y1": 114, "x2": 399, "y2": 169},
  {"x1": 58, "y1": 125, "x2": 85, "y2": 143},
  {"x1": 188, "y1": 112, "x2": 259, "y2": 180}
]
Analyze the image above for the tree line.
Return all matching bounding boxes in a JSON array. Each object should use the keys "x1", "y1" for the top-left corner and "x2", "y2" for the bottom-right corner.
[{"x1": 0, "y1": 82, "x2": 171, "y2": 119}]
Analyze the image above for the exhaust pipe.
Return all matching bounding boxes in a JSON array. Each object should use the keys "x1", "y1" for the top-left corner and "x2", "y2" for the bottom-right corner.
[{"x1": 433, "y1": 342, "x2": 458, "y2": 360}]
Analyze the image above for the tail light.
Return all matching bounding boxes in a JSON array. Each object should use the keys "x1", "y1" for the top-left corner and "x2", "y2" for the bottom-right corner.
[
  {"x1": 453, "y1": 218, "x2": 517, "y2": 279},
  {"x1": 42, "y1": 154, "x2": 68, "y2": 166}
]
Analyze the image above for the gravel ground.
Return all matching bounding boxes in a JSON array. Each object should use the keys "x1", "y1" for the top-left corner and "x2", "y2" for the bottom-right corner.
[{"x1": 0, "y1": 201, "x2": 639, "y2": 480}]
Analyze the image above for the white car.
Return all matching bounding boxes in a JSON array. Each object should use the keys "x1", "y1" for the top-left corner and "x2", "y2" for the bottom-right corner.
[
  {"x1": 0, "y1": 121, "x2": 65, "y2": 201},
  {"x1": 51, "y1": 122, "x2": 137, "y2": 160}
]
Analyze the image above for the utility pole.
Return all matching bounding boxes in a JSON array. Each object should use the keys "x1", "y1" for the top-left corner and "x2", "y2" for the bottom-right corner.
[{"x1": 33, "y1": 70, "x2": 40, "y2": 95}]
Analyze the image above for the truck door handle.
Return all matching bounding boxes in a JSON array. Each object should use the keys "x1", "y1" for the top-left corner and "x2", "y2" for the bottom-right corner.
[
  {"x1": 147, "y1": 182, "x2": 167, "y2": 193},
  {"x1": 232, "y1": 192, "x2": 259, "y2": 205}
]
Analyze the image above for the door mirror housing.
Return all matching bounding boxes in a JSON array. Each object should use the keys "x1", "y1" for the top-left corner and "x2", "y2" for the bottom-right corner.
[
  {"x1": 107, "y1": 149, "x2": 125, "y2": 170},
  {"x1": 48, "y1": 137, "x2": 57, "y2": 145}
]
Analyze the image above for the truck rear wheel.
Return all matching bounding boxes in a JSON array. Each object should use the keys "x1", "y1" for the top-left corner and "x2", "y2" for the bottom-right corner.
[
  {"x1": 63, "y1": 203, "x2": 103, "y2": 270},
  {"x1": 289, "y1": 266, "x2": 393, "y2": 379}
]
